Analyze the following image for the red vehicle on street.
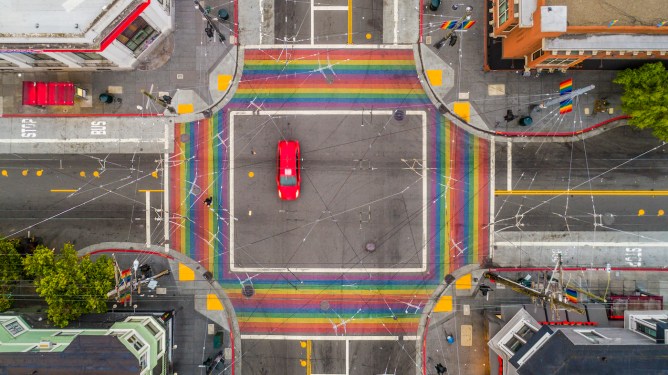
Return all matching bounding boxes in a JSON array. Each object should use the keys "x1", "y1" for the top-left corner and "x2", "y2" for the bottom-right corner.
[{"x1": 276, "y1": 140, "x2": 301, "y2": 200}]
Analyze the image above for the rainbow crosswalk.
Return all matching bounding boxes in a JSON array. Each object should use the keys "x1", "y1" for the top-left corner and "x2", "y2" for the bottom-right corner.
[{"x1": 170, "y1": 48, "x2": 489, "y2": 335}]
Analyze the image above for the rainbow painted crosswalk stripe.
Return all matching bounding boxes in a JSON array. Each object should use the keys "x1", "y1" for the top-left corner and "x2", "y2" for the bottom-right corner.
[{"x1": 170, "y1": 48, "x2": 490, "y2": 335}]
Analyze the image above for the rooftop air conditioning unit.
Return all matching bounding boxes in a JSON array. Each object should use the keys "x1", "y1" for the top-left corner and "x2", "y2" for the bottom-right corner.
[{"x1": 38, "y1": 340, "x2": 52, "y2": 350}]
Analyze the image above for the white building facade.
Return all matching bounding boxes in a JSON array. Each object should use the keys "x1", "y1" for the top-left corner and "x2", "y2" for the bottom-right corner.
[{"x1": 0, "y1": 0, "x2": 174, "y2": 71}]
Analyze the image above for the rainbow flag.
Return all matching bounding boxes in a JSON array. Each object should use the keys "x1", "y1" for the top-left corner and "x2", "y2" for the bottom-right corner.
[
  {"x1": 458, "y1": 20, "x2": 476, "y2": 30},
  {"x1": 118, "y1": 288, "x2": 131, "y2": 304},
  {"x1": 559, "y1": 79, "x2": 573, "y2": 95},
  {"x1": 658, "y1": 21, "x2": 667, "y2": 27},
  {"x1": 119, "y1": 269, "x2": 132, "y2": 285},
  {"x1": 565, "y1": 288, "x2": 578, "y2": 303},
  {"x1": 559, "y1": 78, "x2": 573, "y2": 114},
  {"x1": 608, "y1": 19, "x2": 618, "y2": 27},
  {"x1": 440, "y1": 20, "x2": 457, "y2": 29}
]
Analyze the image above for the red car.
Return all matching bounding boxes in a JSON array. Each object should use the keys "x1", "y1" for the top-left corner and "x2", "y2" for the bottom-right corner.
[{"x1": 276, "y1": 140, "x2": 301, "y2": 200}]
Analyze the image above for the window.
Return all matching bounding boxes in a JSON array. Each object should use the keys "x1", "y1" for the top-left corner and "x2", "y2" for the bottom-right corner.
[
  {"x1": 502, "y1": 323, "x2": 537, "y2": 354},
  {"x1": 498, "y1": 0, "x2": 510, "y2": 24},
  {"x1": 127, "y1": 335, "x2": 145, "y2": 351},
  {"x1": 637, "y1": 323, "x2": 657, "y2": 338},
  {"x1": 116, "y1": 17, "x2": 157, "y2": 52},
  {"x1": 2, "y1": 319, "x2": 25, "y2": 336},
  {"x1": 72, "y1": 52, "x2": 106, "y2": 61},
  {"x1": 54, "y1": 331, "x2": 81, "y2": 336},
  {"x1": 576, "y1": 330, "x2": 609, "y2": 343},
  {"x1": 139, "y1": 352, "x2": 149, "y2": 369},
  {"x1": 20, "y1": 52, "x2": 55, "y2": 61},
  {"x1": 539, "y1": 57, "x2": 578, "y2": 66},
  {"x1": 531, "y1": 49, "x2": 544, "y2": 61},
  {"x1": 505, "y1": 335, "x2": 525, "y2": 353}
]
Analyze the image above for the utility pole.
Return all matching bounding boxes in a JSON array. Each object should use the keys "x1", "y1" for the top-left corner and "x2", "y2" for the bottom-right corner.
[
  {"x1": 193, "y1": 0, "x2": 226, "y2": 43},
  {"x1": 141, "y1": 89, "x2": 176, "y2": 114}
]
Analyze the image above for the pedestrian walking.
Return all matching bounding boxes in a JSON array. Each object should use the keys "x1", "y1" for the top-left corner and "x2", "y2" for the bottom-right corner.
[
  {"x1": 204, "y1": 196, "x2": 213, "y2": 207},
  {"x1": 435, "y1": 362, "x2": 447, "y2": 374}
]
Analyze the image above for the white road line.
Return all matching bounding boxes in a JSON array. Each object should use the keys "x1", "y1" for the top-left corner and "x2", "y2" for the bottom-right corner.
[
  {"x1": 243, "y1": 44, "x2": 413, "y2": 50},
  {"x1": 229, "y1": 110, "x2": 427, "y2": 274},
  {"x1": 0, "y1": 138, "x2": 166, "y2": 143},
  {"x1": 310, "y1": 0, "x2": 314, "y2": 45},
  {"x1": 345, "y1": 339, "x2": 350, "y2": 375},
  {"x1": 259, "y1": 0, "x2": 264, "y2": 44},
  {"x1": 230, "y1": 110, "x2": 235, "y2": 262},
  {"x1": 164, "y1": 118, "x2": 170, "y2": 252},
  {"x1": 422, "y1": 109, "x2": 428, "y2": 274},
  {"x1": 145, "y1": 191, "x2": 151, "y2": 247},
  {"x1": 313, "y1": 5, "x2": 348, "y2": 10},
  {"x1": 506, "y1": 140, "x2": 512, "y2": 191},
  {"x1": 489, "y1": 140, "x2": 495, "y2": 260},
  {"x1": 495, "y1": 241, "x2": 668, "y2": 247},
  {"x1": 393, "y1": 0, "x2": 398, "y2": 44},
  {"x1": 240, "y1": 334, "x2": 399, "y2": 341},
  {"x1": 402, "y1": 335, "x2": 418, "y2": 340}
]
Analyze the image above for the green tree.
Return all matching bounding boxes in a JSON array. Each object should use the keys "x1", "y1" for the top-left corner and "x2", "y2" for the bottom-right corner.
[
  {"x1": 23, "y1": 244, "x2": 114, "y2": 327},
  {"x1": 614, "y1": 62, "x2": 668, "y2": 141},
  {"x1": 0, "y1": 239, "x2": 23, "y2": 311}
]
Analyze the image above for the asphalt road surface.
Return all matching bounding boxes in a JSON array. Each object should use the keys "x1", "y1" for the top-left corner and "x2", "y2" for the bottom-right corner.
[
  {"x1": 0, "y1": 154, "x2": 163, "y2": 249},
  {"x1": 231, "y1": 112, "x2": 425, "y2": 271},
  {"x1": 495, "y1": 127, "x2": 668, "y2": 232}
]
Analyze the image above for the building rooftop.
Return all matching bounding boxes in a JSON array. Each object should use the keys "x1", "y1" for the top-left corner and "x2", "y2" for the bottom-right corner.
[
  {"x1": 517, "y1": 329, "x2": 668, "y2": 374},
  {"x1": 545, "y1": 0, "x2": 668, "y2": 27},
  {"x1": 0, "y1": 0, "x2": 117, "y2": 34},
  {"x1": 544, "y1": 34, "x2": 668, "y2": 51},
  {"x1": 0, "y1": 0, "x2": 145, "y2": 50},
  {"x1": 0, "y1": 335, "x2": 140, "y2": 374}
]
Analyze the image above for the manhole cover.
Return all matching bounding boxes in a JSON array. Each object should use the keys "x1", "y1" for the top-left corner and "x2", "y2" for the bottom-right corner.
[
  {"x1": 320, "y1": 300, "x2": 330, "y2": 311},
  {"x1": 393, "y1": 109, "x2": 406, "y2": 121},
  {"x1": 191, "y1": 185, "x2": 201, "y2": 195},
  {"x1": 365, "y1": 242, "x2": 376, "y2": 252},
  {"x1": 180, "y1": 133, "x2": 190, "y2": 143},
  {"x1": 242, "y1": 284, "x2": 255, "y2": 298},
  {"x1": 602, "y1": 213, "x2": 615, "y2": 225}
]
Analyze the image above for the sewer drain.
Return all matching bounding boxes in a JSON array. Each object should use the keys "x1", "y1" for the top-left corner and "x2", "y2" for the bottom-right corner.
[{"x1": 242, "y1": 284, "x2": 255, "y2": 298}]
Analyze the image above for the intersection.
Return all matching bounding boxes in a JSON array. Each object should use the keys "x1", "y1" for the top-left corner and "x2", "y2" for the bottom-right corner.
[{"x1": 1, "y1": 1, "x2": 667, "y2": 375}]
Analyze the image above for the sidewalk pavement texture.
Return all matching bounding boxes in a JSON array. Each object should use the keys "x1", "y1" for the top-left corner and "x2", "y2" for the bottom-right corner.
[{"x1": 79, "y1": 242, "x2": 241, "y2": 375}]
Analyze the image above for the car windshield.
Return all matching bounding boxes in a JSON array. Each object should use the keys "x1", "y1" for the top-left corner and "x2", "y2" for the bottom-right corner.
[{"x1": 280, "y1": 175, "x2": 297, "y2": 186}]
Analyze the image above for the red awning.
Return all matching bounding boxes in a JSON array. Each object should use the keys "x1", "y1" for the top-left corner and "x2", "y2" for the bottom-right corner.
[{"x1": 22, "y1": 81, "x2": 74, "y2": 106}]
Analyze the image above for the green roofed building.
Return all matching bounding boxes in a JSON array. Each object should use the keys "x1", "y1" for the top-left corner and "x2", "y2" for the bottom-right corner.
[{"x1": 0, "y1": 315, "x2": 166, "y2": 375}]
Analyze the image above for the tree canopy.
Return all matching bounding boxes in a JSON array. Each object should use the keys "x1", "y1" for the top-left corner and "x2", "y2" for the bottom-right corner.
[
  {"x1": 23, "y1": 244, "x2": 114, "y2": 327},
  {"x1": 613, "y1": 62, "x2": 668, "y2": 141},
  {"x1": 0, "y1": 239, "x2": 23, "y2": 311}
]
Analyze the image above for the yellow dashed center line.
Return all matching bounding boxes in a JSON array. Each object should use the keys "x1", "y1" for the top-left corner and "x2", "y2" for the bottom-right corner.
[{"x1": 347, "y1": 0, "x2": 353, "y2": 44}]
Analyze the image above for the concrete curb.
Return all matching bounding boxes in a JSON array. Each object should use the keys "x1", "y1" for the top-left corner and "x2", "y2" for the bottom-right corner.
[
  {"x1": 413, "y1": 44, "x2": 632, "y2": 143},
  {"x1": 175, "y1": 45, "x2": 243, "y2": 124},
  {"x1": 415, "y1": 263, "x2": 481, "y2": 375},
  {"x1": 79, "y1": 242, "x2": 242, "y2": 375}
]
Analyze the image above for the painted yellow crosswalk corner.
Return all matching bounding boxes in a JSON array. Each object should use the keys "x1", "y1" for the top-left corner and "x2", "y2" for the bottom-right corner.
[{"x1": 433, "y1": 295, "x2": 453, "y2": 312}]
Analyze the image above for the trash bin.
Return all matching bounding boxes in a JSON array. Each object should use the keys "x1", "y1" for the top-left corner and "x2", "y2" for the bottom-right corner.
[
  {"x1": 519, "y1": 116, "x2": 533, "y2": 126},
  {"x1": 429, "y1": 0, "x2": 441, "y2": 11},
  {"x1": 218, "y1": 8, "x2": 229, "y2": 21},
  {"x1": 99, "y1": 93, "x2": 113, "y2": 104}
]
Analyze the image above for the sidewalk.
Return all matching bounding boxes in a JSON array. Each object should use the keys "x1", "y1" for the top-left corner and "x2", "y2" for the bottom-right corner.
[
  {"x1": 417, "y1": 1, "x2": 631, "y2": 140},
  {"x1": 0, "y1": 0, "x2": 235, "y2": 117},
  {"x1": 80, "y1": 242, "x2": 241, "y2": 375}
]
